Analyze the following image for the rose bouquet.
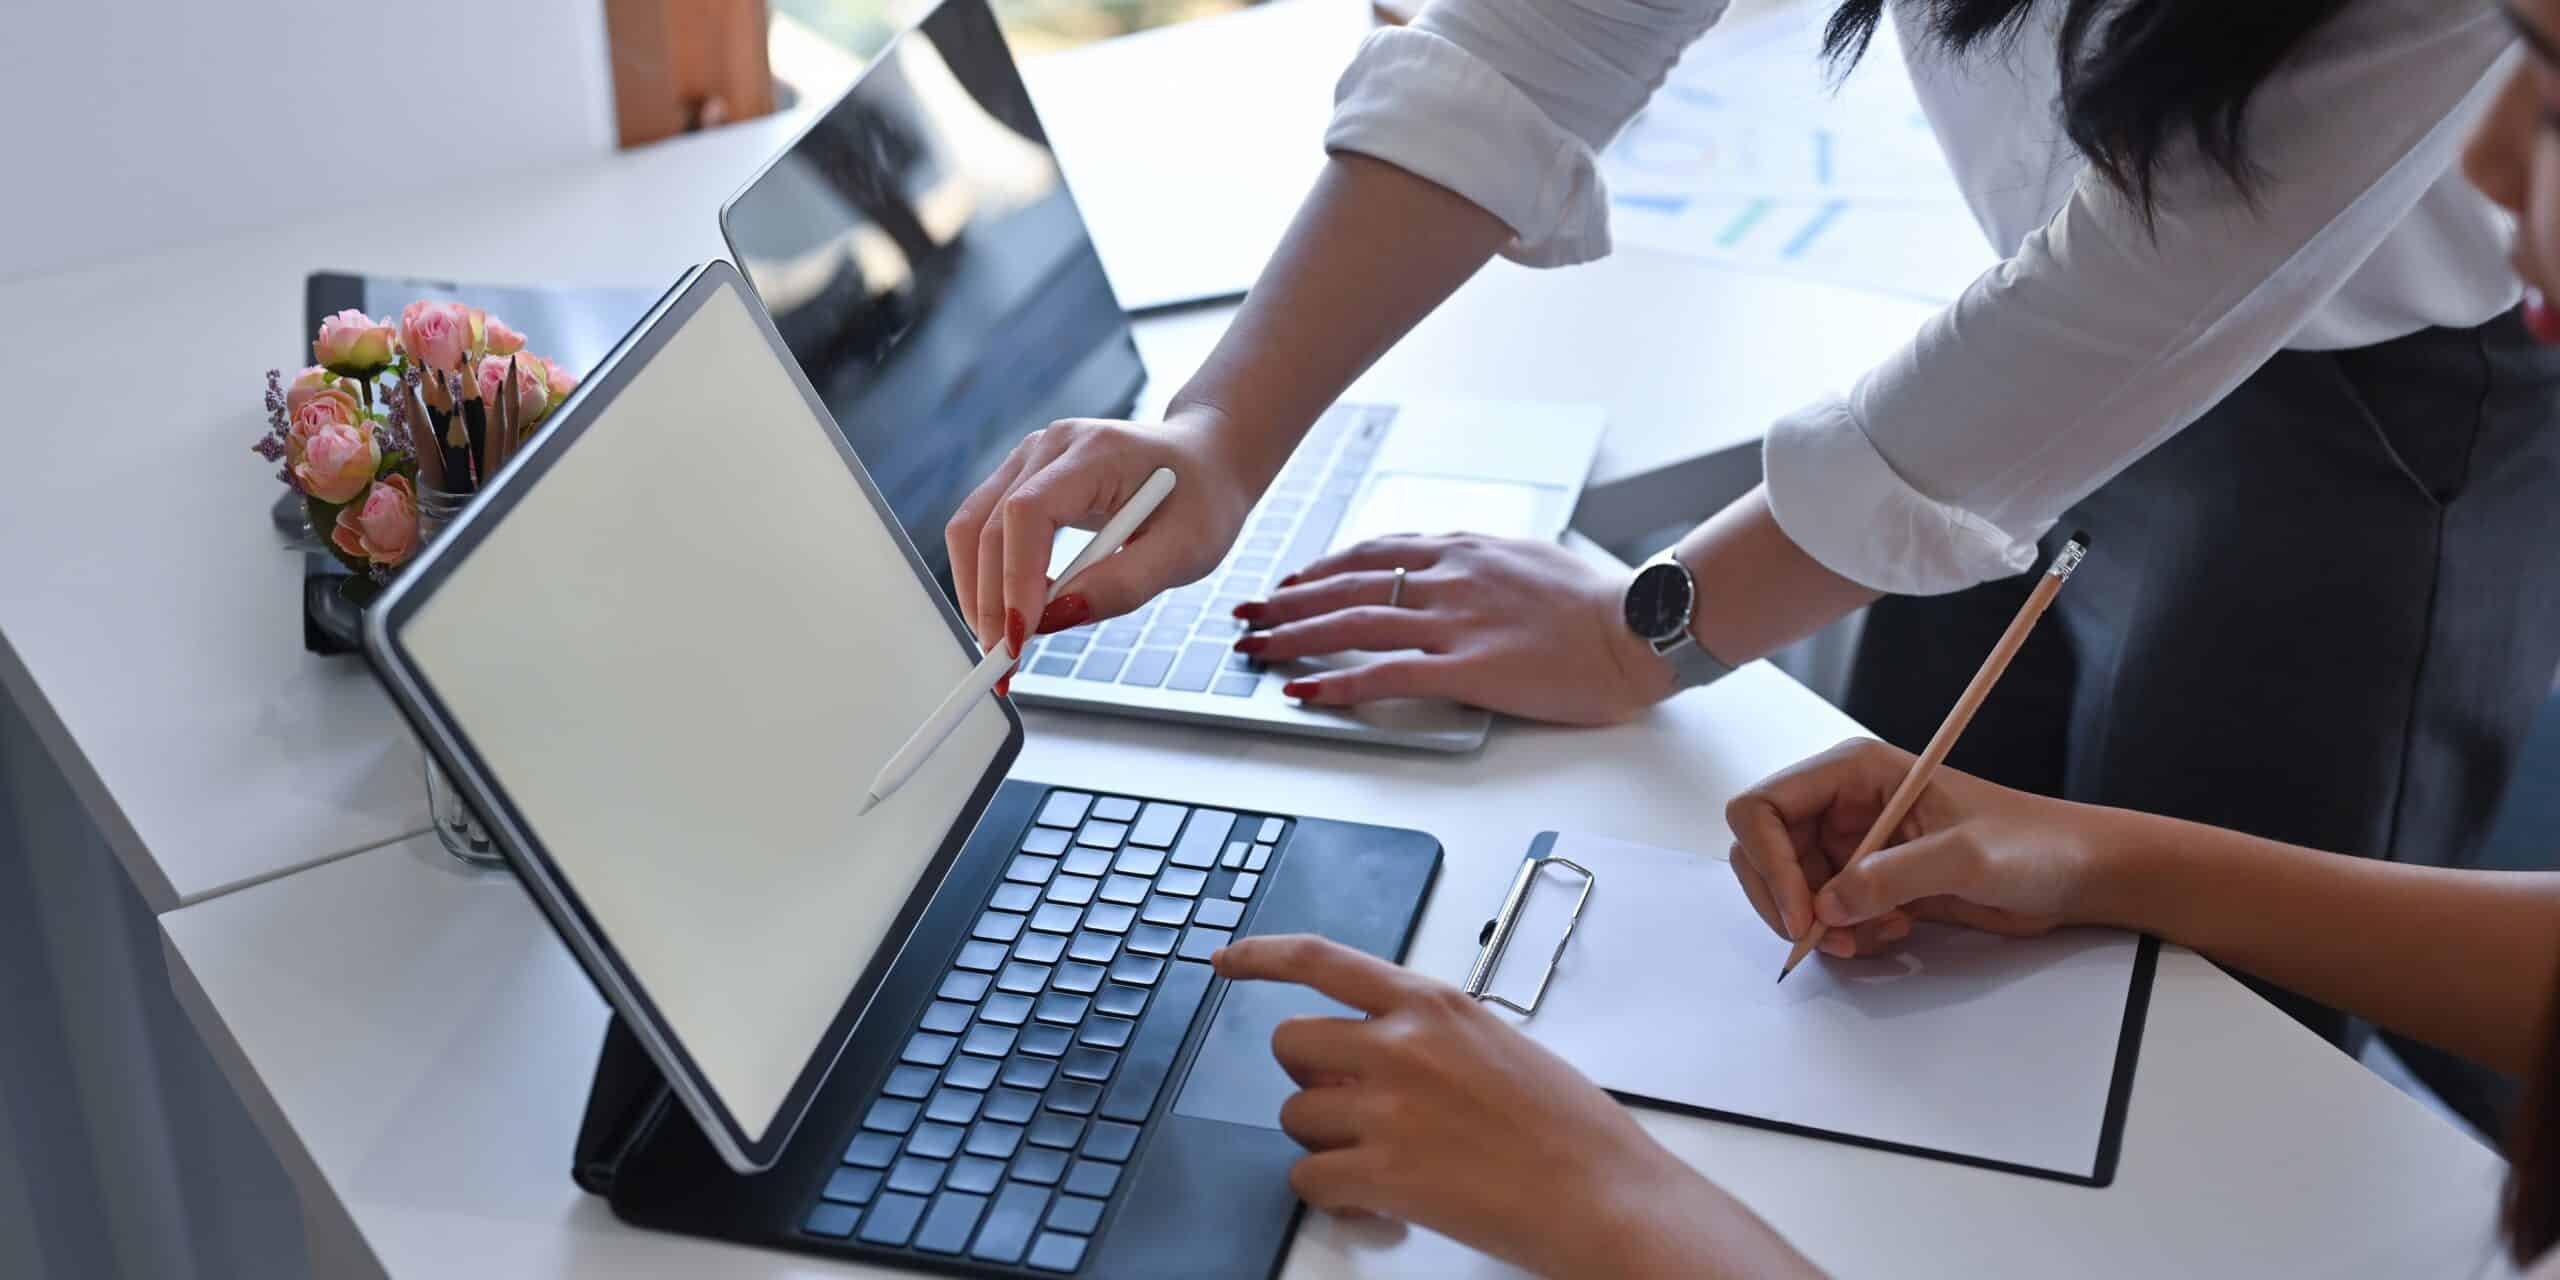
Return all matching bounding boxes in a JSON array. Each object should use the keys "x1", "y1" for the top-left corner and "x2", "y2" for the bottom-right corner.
[{"x1": 253, "y1": 302, "x2": 577, "y2": 602}]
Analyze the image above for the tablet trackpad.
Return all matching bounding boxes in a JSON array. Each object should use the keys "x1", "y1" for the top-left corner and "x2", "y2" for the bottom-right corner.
[{"x1": 1171, "y1": 982, "x2": 1357, "y2": 1130}]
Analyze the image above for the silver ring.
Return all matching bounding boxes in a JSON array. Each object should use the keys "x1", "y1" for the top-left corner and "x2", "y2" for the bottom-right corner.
[{"x1": 1387, "y1": 566, "x2": 1407, "y2": 608}]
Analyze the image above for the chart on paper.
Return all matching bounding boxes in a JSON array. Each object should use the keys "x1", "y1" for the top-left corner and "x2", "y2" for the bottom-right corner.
[{"x1": 1609, "y1": 192, "x2": 1994, "y2": 304}]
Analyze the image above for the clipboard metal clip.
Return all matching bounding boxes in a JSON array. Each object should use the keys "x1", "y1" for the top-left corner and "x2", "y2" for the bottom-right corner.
[{"x1": 1464, "y1": 853, "x2": 1594, "y2": 1017}]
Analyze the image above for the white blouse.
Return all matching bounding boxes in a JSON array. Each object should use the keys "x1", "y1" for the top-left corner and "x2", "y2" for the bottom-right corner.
[{"x1": 1327, "y1": 0, "x2": 2520, "y2": 594}]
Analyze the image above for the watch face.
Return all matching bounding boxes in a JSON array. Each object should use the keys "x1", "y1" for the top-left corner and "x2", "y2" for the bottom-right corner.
[{"x1": 1624, "y1": 562, "x2": 1693, "y2": 643}]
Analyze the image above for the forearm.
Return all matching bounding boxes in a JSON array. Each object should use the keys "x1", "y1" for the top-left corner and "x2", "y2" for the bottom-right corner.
[
  {"x1": 1672, "y1": 486, "x2": 1882, "y2": 666},
  {"x1": 2086, "y1": 809, "x2": 2560, "y2": 1074},
  {"x1": 1567, "y1": 1163, "x2": 1823, "y2": 1280},
  {"x1": 1166, "y1": 152, "x2": 1510, "y2": 489}
]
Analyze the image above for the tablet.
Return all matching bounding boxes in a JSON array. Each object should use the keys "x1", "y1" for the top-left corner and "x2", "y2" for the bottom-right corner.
[{"x1": 363, "y1": 261, "x2": 1021, "y2": 1172}]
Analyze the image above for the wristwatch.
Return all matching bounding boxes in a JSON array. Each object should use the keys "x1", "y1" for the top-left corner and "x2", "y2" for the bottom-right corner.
[{"x1": 1622, "y1": 554, "x2": 1734, "y2": 693}]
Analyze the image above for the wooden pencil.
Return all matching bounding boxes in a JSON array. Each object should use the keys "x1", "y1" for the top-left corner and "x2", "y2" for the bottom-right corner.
[{"x1": 1777, "y1": 531, "x2": 2091, "y2": 983}]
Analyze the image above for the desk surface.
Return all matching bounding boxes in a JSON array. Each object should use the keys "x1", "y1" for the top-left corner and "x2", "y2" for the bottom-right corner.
[
  {"x1": 160, "y1": 658, "x2": 2512, "y2": 1279},
  {"x1": 0, "y1": 0, "x2": 1924, "y2": 915}
]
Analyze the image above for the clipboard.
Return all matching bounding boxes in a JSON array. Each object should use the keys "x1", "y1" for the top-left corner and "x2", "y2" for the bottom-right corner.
[{"x1": 1464, "y1": 832, "x2": 2158, "y2": 1187}]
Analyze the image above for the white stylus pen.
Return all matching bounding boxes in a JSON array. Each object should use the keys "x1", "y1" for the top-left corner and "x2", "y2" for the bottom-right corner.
[{"x1": 858, "y1": 467, "x2": 1178, "y2": 816}]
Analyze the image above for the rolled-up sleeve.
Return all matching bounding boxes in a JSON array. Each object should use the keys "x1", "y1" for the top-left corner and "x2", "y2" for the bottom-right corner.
[
  {"x1": 1325, "y1": 0, "x2": 1732, "y2": 265},
  {"x1": 1764, "y1": 3, "x2": 2514, "y2": 596}
]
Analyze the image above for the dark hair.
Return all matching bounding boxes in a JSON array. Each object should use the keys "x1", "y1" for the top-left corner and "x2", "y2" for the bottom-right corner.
[
  {"x1": 2508, "y1": 950, "x2": 2560, "y2": 1263},
  {"x1": 1821, "y1": 0, "x2": 2353, "y2": 218}
]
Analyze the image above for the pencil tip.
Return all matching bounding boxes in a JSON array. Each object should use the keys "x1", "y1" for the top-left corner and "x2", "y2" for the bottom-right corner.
[
  {"x1": 1775, "y1": 960, "x2": 1796, "y2": 985},
  {"x1": 856, "y1": 794, "x2": 878, "y2": 817}
]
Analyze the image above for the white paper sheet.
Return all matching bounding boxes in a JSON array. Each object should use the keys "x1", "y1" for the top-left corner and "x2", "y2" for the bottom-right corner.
[{"x1": 1474, "y1": 833, "x2": 2145, "y2": 1179}]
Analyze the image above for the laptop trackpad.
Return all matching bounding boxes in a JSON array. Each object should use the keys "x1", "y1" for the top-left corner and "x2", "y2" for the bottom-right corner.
[{"x1": 1171, "y1": 982, "x2": 1358, "y2": 1130}]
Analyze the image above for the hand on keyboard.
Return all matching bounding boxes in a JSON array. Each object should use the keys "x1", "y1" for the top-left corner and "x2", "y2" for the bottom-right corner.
[
  {"x1": 1234, "y1": 535, "x2": 1675, "y2": 725},
  {"x1": 1209, "y1": 935, "x2": 1816, "y2": 1279},
  {"x1": 945, "y1": 405, "x2": 1271, "y2": 659}
]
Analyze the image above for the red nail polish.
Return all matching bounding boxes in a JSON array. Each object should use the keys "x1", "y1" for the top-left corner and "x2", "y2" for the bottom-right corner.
[
  {"x1": 1278, "y1": 573, "x2": 1301, "y2": 588},
  {"x1": 1235, "y1": 634, "x2": 1268, "y2": 655},
  {"x1": 1038, "y1": 594, "x2": 1092, "y2": 634},
  {"x1": 1005, "y1": 608, "x2": 1027, "y2": 658},
  {"x1": 1232, "y1": 601, "x2": 1265, "y2": 621},
  {"x1": 1281, "y1": 679, "x2": 1320, "y2": 699},
  {"x1": 995, "y1": 666, "x2": 1015, "y2": 698}
]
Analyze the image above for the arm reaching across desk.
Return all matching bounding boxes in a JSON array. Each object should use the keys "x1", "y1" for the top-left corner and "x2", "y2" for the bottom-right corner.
[{"x1": 1726, "y1": 739, "x2": 2560, "y2": 1079}]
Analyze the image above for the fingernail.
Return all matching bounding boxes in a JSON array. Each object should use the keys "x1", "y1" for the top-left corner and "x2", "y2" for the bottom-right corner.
[
  {"x1": 1281, "y1": 679, "x2": 1320, "y2": 700},
  {"x1": 1233, "y1": 601, "x2": 1266, "y2": 621},
  {"x1": 995, "y1": 666, "x2": 1015, "y2": 698},
  {"x1": 1235, "y1": 635, "x2": 1268, "y2": 655},
  {"x1": 1815, "y1": 889, "x2": 1855, "y2": 927},
  {"x1": 1005, "y1": 608, "x2": 1026, "y2": 659},
  {"x1": 1278, "y1": 573, "x2": 1301, "y2": 587},
  {"x1": 1822, "y1": 935, "x2": 1856, "y2": 958},
  {"x1": 1037, "y1": 594, "x2": 1091, "y2": 634}
]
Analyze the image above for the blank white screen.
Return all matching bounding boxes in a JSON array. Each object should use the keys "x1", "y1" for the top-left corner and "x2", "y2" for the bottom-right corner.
[{"x1": 402, "y1": 281, "x2": 1008, "y2": 1141}]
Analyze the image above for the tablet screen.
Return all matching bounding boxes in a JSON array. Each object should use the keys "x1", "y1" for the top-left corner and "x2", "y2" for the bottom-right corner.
[{"x1": 396, "y1": 276, "x2": 1010, "y2": 1145}]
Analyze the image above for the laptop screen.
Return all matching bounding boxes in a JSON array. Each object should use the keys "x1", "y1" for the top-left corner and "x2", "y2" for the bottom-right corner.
[
  {"x1": 722, "y1": 0, "x2": 1146, "y2": 599},
  {"x1": 387, "y1": 270, "x2": 1014, "y2": 1154}
]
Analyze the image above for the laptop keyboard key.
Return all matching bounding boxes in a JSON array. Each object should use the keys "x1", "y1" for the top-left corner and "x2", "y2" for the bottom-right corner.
[
  {"x1": 1001, "y1": 1056, "x2": 1057, "y2": 1090},
  {"x1": 1006, "y1": 855, "x2": 1058, "y2": 885},
  {"x1": 1061, "y1": 847, "x2": 1113, "y2": 877},
  {"x1": 902, "y1": 1033, "x2": 958, "y2": 1068},
  {"x1": 847, "y1": 1131, "x2": 901, "y2": 1168},
  {"x1": 1037, "y1": 792, "x2": 1091, "y2": 828},
  {"x1": 955, "y1": 940, "x2": 1008, "y2": 972},
  {"x1": 973, "y1": 911, "x2": 1026, "y2": 944},
  {"x1": 1064, "y1": 1159, "x2": 1122, "y2": 1199},
  {"x1": 1031, "y1": 904, "x2": 1082, "y2": 934},
  {"x1": 1021, "y1": 827, "x2": 1069, "y2": 857},
  {"x1": 1221, "y1": 841, "x2": 1249, "y2": 870},
  {"x1": 881, "y1": 1065, "x2": 938, "y2": 1099},
  {"x1": 1027, "y1": 1112, "x2": 1084, "y2": 1150},
  {"x1": 965, "y1": 1121, "x2": 1025, "y2": 1160},
  {"x1": 824, "y1": 1166, "x2": 882, "y2": 1205},
  {"x1": 1231, "y1": 872, "x2": 1261, "y2": 899},
  {"x1": 1166, "y1": 643, "x2": 1224, "y2": 692},
  {"x1": 1075, "y1": 820, "x2": 1129, "y2": 849},
  {"x1": 1046, "y1": 1194, "x2": 1106, "y2": 1236},
  {"x1": 979, "y1": 994, "x2": 1033, "y2": 1027},
  {"x1": 1045, "y1": 874, "x2": 1099, "y2": 906},
  {"x1": 997, "y1": 962, "x2": 1052, "y2": 995},
  {"x1": 938, "y1": 971, "x2": 990, "y2": 1004},
  {"x1": 925, "y1": 1088, "x2": 982, "y2": 1127},
  {"x1": 1126, "y1": 924, "x2": 1178, "y2": 956},
  {"x1": 1100, "y1": 961, "x2": 1213, "y2": 1123},
  {"x1": 1086, "y1": 902, "x2": 1137, "y2": 933},
  {"x1": 907, "y1": 1123, "x2": 964, "y2": 1161},
  {"x1": 1113, "y1": 844, "x2": 1166, "y2": 877},
  {"x1": 1108, "y1": 954, "x2": 1165, "y2": 986},
  {"x1": 1092, "y1": 796, "x2": 1140, "y2": 822},
  {"x1": 1067, "y1": 931, "x2": 1119, "y2": 964},
  {"x1": 1047, "y1": 1080, "x2": 1103, "y2": 1115},
  {"x1": 1094, "y1": 983, "x2": 1149, "y2": 1019},
  {"x1": 1084, "y1": 1120, "x2": 1141, "y2": 1163},
  {"x1": 1079, "y1": 1016, "x2": 1136, "y2": 1050},
  {"x1": 1179, "y1": 927, "x2": 1233, "y2": 962},
  {"x1": 1120, "y1": 647, "x2": 1178, "y2": 687},
  {"x1": 1019, "y1": 1024, "x2": 1073, "y2": 1057},
  {"x1": 1075, "y1": 649, "x2": 1130, "y2": 681},
  {"x1": 863, "y1": 1096, "x2": 920, "y2": 1134},
  {"x1": 1028, "y1": 1232, "x2": 1088, "y2": 1272},
  {"x1": 1129, "y1": 802, "x2": 1186, "y2": 847},
  {"x1": 1053, "y1": 961, "x2": 1107, "y2": 994},
  {"x1": 970, "y1": 1182, "x2": 1050, "y2": 1263},
  {"x1": 948, "y1": 1155, "x2": 1005, "y2": 1196},
  {"x1": 1062, "y1": 1046, "x2": 1119, "y2": 1082},
  {"x1": 1141, "y1": 896, "x2": 1192, "y2": 928},
  {"x1": 1035, "y1": 992, "x2": 1090, "y2": 1024},
  {"x1": 1159, "y1": 867, "x2": 1208, "y2": 897},
  {"x1": 1248, "y1": 844, "x2": 1273, "y2": 873},
  {"x1": 1014, "y1": 931, "x2": 1067, "y2": 964},
  {"x1": 914, "y1": 1191, "x2": 987, "y2": 1255},
  {"x1": 961, "y1": 1024, "x2": 1016, "y2": 1060},
  {"x1": 921, "y1": 1000, "x2": 974, "y2": 1034},
  {"x1": 1193, "y1": 899, "x2": 1244, "y2": 930},
  {"x1": 944, "y1": 1055, "x2": 1000, "y2": 1091},
  {"x1": 858, "y1": 1193, "x2": 929, "y2": 1247},
  {"x1": 886, "y1": 1153, "x2": 947, "y2": 1196},
  {"x1": 1170, "y1": 810, "x2": 1235, "y2": 869},
  {"x1": 1099, "y1": 874, "x2": 1149, "y2": 905},
  {"x1": 1259, "y1": 817, "x2": 1285, "y2": 842},
  {"x1": 989, "y1": 883, "x2": 1040, "y2": 913},
  {"x1": 983, "y1": 1087, "x2": 1040, "y2": 1125},
  {"x1": 807, "y1": 1202, "x2": 860, "y2": 1238},
  {"x1": 1014, "y1": 1147, "x2": 1070, "y2": 1185},
  {"x1": 1212, "y1": 674, "x2": 1260, "y2": 697}
]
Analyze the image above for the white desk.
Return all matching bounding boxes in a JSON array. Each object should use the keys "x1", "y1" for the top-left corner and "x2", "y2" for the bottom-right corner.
[{"x1": 160, "y1": 658, "x2": 2512, "y2": 1279}]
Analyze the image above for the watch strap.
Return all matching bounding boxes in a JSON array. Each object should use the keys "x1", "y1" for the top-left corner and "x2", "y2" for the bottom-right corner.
[{"x1": 1655, "y1": 633, "x2": 1735, "y2": 692}]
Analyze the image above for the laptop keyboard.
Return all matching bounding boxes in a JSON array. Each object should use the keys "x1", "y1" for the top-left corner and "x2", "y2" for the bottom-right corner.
[
  {"x1": 1018, "y1": 401, "x2": 1394, "y2": 695},
  {"x1": 803, "y1": 788, "x2": 1292, "y2": 1271}
]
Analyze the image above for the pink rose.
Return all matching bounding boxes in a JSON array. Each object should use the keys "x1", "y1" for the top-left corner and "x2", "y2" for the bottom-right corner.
[
  {"x1": 314, "y1": 309, "x2": 396, "y2": 376},
  {"x1": 285, "y1": 385, "x2": 360, "y2": 467},
  {"x1": 293, "y1": 419, "x2": 380, "y2": 504},
  {"x1": 332, "y1": 473, "x2": 420, "y2": 567},
  {"x1": 474, "y1": 354, "x2": 550, "y2": 422},
  {"x1": 537, "y1": 356, "x2": 577, "y2": 419},
  {"x1": 284, "y1": 367, "x2": 355, "y2": 417},
  {"x1": 484, "y1": 316, "x2": 526, "y2": 356},
  {"x1": 398, "y1": 301, "x2": 473, "y2": 374}
]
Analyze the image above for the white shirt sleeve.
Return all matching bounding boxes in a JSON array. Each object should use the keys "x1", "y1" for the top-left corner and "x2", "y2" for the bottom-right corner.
[
  {"x1": 1766, "y1": 3, "x2": 2513, "y2": 594},
  {"x1": 1325, "y1": 0, "x2": 1731, "y2": 266}
]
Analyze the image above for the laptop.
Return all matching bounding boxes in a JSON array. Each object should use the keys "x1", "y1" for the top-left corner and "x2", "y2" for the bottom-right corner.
[
  {"x1": 362, "y1": 262, "x2": 1440, "y2": 1277},
  {"x1": 716, "y1": 0, "x2": 1606, "y2": 753}
]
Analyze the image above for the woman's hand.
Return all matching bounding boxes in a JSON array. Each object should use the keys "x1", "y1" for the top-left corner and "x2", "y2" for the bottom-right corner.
[
  {"x1": 1724, "y1": 739, "x2": 2128, "y2": 958},
  {"x1": 944, "y1": 405, "x2": 1266, "y2": 658},
  {"x1": 1233, "y1": 534, "x2": 1674, "y2": 725},
  {"x1": 1212, "y1": 935, "x2": 1818, "y2": 1280}
]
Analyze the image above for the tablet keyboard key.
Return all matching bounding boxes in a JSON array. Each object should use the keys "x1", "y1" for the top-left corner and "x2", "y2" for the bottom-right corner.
[
  {"x1": 1030, "y1": 904, "x2": 1082, "y2": 934},
  {"x1": 1028, "y1": 1231, "x2": 1088, "y2": 1272},
  {"x1": 1075, "y1": 820, "x2": 1129, "y2": 849},
  {"x1": 1141, "y1": 896, "x2": 1192, "y2": 928},
  {"x1": 997, "y1": 962, "x2": 1051, "y2": 995},
  {"x1": 1075, "y1": 649, "x2": 1129, "y2": 682},
  {"x1": 846, "y1": 1131, "x2": 900, "y2": 1168},
  {"x1": 1247, "y1": 844, "x2": 1273, "y2": 873},
  {"x1": 914, "y1": 1191, "x2": 987, "y2": 1254},
  {"x1": 806, "y1": 1203, "x2": 860, "y2": 1238},
  {"x1": 938, "y1": 971, "x2": 990, "y2": 1004},
  {"x1": 1093, "y1": 796, "x2": 1139, "y2": 822},
  {"x1": 970, "y1": 1183, "x2": 1050, "y2": 1264},
  {"x1": 1094, "y1": 983, "x2": 1149, "y2": 1018},
  {"x1": 1061, "y1": 1046, "x2": 1118, "y2": 1082},
  {"x1": 1119, "y1": 648, "x2": 1177, "y2": 688},
  {"x1": 1167, "y1": 643, "x2": 1223, "y2": 692},
  {"x1": 1193, "y1": 898, "x2": 1244, "y2": 930},
  {"x1": 1221, "y1": 841, "x2": 1249, "y2": 870},
  {"x1": 1099, "y1": 874, "x2": 1149, "y2": 905},
  {"x1": 983, "y1": 1087, "x2": 1040, "y2": 1125},
  {"x1": 925, "y1": 1088, "x2": 982, "y2": 1126},
  {"x1": 1079, "y1": 1016, "x2": 1135, "y2": 1049},
  {"x1": 1014, "y1": 931, "x2": 1067, "y2": 964},
  {"x1": 907, "y1": 1123, "x2": 964, "y2": 1161},
  {"x1": 1027, "y1": 1112, "x2": 1084, "y2": 1150},
  {"x1": 1258, "y1": 817, "x2": 1285, "y2": 843},
  {"x1": 1061, "y1": 847, "x2": 1113, "y2": 877},
  {"x1": 960, "y1": 1024, "x2": 1016, "y2": 1060},
  {"x1": 1212, "y1": 674, "x2": 1260, "y2": 697},
  {"x1": 1001, "y1": 1056, "x2": 1057, "y2": 1090},
  {"x1": 881, "y1": 1065, "x2": 938, "y2": 1099},
  {"x1": 902, "y1": 1032, "x2": 958, "y2": 1068},
  {"x1": 1113, "y1": 845, "x2": 1166, "y2": 877},
  {"x1": 1063, "y1": 1159, "x2": 1121, "y2": 1199},
  {"x1": 948, "y1": 1156, "x2": 1004, "y2": 1196},
  {"x1": 1160, "y1": 867, "x2": 1208, "y2": 897},
  {"x1": 859, "y1": 1192, "x2": 930, "y2": 1247},
  {"x1": 1083, "y1": 1120, "x2": 1140, "y2": 1163},
  {"x1": 1006, "y1": 854, "x2": 1057, "y2": 885},
  {"x1": 1129, "y1": 802, "x2": 1186, "y2": 847},
  {"x1": 824, "y1": 1166, "x2": 881, "y2": 1205},
  {"x1": 863, "y1": 1098, "x2": 920, "y2": 1134},
  {"x1": 1037, "y1": 792, "x2": 1091, "y2": 828},
  {"x1": 1047, "y1": 1080, "x2": 1103, "y2": 1115},
  {"x1": 1170, "y1": 810, "x2": 1235, "y2": 869},
  {"x1": 1020, "y1": 827, "x2": 1069, "y2": 857},
  {"x1": 1045, "y1": 874, "x2": 1099, "y2": 906},
  {"x1": 1126, "y1": 924, "x2": 1178, "y2": 956},
  {"x1": 1035, "y1": 992, "x2": 1090, "y2": 1024},
  {"x1": 1178, "y1": 927, "x2": 1232, "y2": 962},
  {"x1": 1086, "y1": 902, "x2": 1137, "y2": 933},
  {"x1": 944, "y1": 1056, "x2": 1001, "y2": 1091},
  {"x1": 1014, "y1": 1147, "x2": 1069, "y2": 1185},
  {"x1": 1230, "y1": 872, "x2": 1261, "y2": 899},
  {"x1": 979, "y1": 994, "x2": 1033, "y2": 1027},
  {"x1": 973, "y1": 911, "x2": 1026, "y2": 943},
  {"x1": 1045, "y1": 1194, "x2": 1105, "y2": 1236},
  {"x1": 1067, "y1": 931, "x2": 1119, "y2": 964},
  {"x1": 1053, "y1": 961, "x2": 1106, "y2": 994},
  {"x1": 989, "y1": 883, "x2": 1040, "y2": 913},
  {"x1": 1099, "y1": 961, "x2": 1211, "y2": 1123},
  {"x1": 1108, "y1": 954, "x2": 1165, "y2": 986},
  {"x1": 964, "y1": 1121, "x2": 1024, "y2": 1160},
  {"x1": 1019, "y1": 1024, "x2": 1073, "y2": 1057},
  {"x1": 955, "y1": 940, "x2": 1008, "y2": 972},
  {"x1": 886, "y1": 1154, "x2": 947, "y2": 1196},
  {"x1": 921, "y1": 1000, "x2": 973, "y2": 1034}
]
